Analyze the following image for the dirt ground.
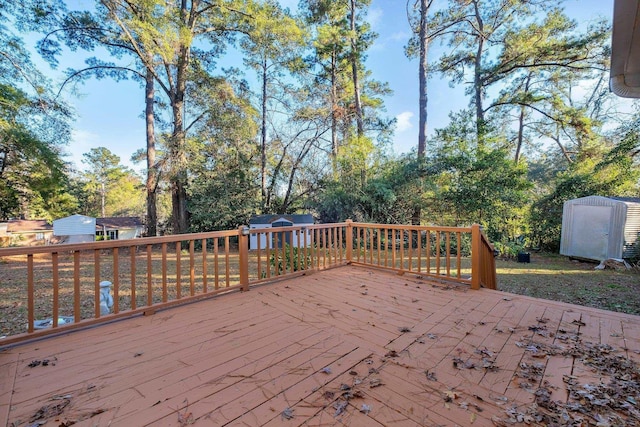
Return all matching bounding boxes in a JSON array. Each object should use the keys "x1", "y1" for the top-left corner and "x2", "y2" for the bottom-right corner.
[{"x1": 496, "y1": 253, "x2": 640, "y2": 316}]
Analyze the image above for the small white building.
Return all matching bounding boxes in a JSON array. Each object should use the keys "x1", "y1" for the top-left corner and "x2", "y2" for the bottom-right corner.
[
  {"x1": 96, "y1": 217, "x2": 144, "y2": 240},
  {"x1": 560, "y1": 196, "x2": 640, "y2": 261},
  {"x1": 53, "y1": 214, "x2": 96, "y2": 243},
  {"x1": 249, "y1": 214, "x2": 314, "y2": 250}
]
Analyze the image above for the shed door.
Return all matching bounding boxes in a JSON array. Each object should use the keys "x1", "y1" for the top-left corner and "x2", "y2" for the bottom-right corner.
[
  {"x1": 570, "y1": 205, "x2": 612, "y2": 260},
  {"x1": 272, "y1": 221, "x2": 292, "y2": 248}
]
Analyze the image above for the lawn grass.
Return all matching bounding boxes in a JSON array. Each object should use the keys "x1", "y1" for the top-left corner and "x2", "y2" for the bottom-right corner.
[{"x1": 496, "y1": 253, "x2": 640, "y2": 315}]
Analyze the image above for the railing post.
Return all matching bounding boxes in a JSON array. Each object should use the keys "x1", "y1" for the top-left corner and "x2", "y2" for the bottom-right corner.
[
  {"x1": 345, "y1": 220, "x2": 353, "y2": 263},
  {"x1": 239, "y1": 226, "x2": 250, "y2": 291},
  {"x1": 471, "y1": 224, "x2": 481, "y2": 290}
]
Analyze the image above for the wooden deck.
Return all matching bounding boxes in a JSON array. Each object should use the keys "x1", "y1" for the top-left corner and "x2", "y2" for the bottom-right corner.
[{"x1": 2, "y1": 265, "x2": 639, "y2": 426}]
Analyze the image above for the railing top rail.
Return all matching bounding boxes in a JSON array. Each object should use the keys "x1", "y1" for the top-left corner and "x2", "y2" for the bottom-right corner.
[
  {"x1": 351, "y1": 222, "x2": 473, "y2": 233},
  {"x1": 0, "y1": 229, "x2": 239, "y2": 257},
  {"x1": 480, "y1": 231, "x2": 495, "y2": 250}
]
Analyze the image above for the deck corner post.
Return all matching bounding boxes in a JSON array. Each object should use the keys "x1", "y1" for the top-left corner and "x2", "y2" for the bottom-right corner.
[
  {"x1": 471, "y1": 223, "x2": 481, "y2": 290},
  {"x1": 345, "y1": 219, "x2": 353, "y2": 263},
  {"x1": 239, "y1": 226, "x2": 250, "y2": 291}
]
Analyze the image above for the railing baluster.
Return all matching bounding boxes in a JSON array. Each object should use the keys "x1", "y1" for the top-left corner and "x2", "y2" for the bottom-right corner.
[
  {"x1": 369, "y1": 228, "x2": 374, "y2": 265},
  {"x1": 400, "y1": 229, "x2": 405, "y2": 270},
  {"x1": 27, "y1": 254, "x2": 34, "y2": 333},
  {"x1": 94, "y1": 249, "x2": 101, "y2": 318},
  {"x1": 202, "y1": 239, "x2": 208, "y2": 293},
  {"x1": 322, "y1": 229, "x2": 327, "y2": 268},
  {"x1": 408, "y1": 229, "x2": 413, "y2": 272},
  {"x1": 456, "y1": 232, "x2": 462, "y2": 279},
  {"x1": 435, "y1": 231, "x2": 441, "y2": 276},
  {"x1": 417, "y1": 231, "x2": 422, "y2": 273},
  {"x1": 392, "y1": 230, "x2": 397, "y2": 268},
  {"x1": 314, "y1": 228, "x2": 319, "y2": 269},
  {"x1": 265, "y1": 233, "x2": 270, "y2": 279},
  {"x1": 333, "y1": 226, "x2": 340, "y2": 264},
  {"x1": 377, "y1": 227, "x2": 381, "y2": 266},
  {"x1": 257, "y1": 233, "x2": 262, "y2": 279},
  {"x1": 446, "y1": 232, "x2": 451, "y2": 276},
  {"x1": 214, "y1": 237, "x2": 220, "y2": 288},
  {"x1": 130, "y1": 246, "x2": 136, "y2": 310},
  {"x1": 426, "y1": 228, "x2": 431, "y2": 274},
  {"x1": 189, "y1": 240, "x2": 195, "y2": 296},
  {"x1": 52, "y1": 252, "x2": 59, "y2": 327},
  {"x1": 147, "y1": 244, "x2": 153, "y2": 306},
  {"x1": 303, "y1": 228, "x2": 308, "y2": 269},
  {"x1": 161, "y1": 244, "x2": 167, "y2": 303},
  {"x1": 225, "y1": 236, "x2": 230, "y2": 287},
  {"x1": 114, "y1": 248, "x2": 120, "y2": 312},
  {"x1": 74, "y1": 251, "x2": 80, "y2": 323},
  {"x1": 176, "y1": 242, "x2": 181, "y2": 299},
  {"x1": 356, "y1": 227, "x2": 361, "y2": 263},
  {"x1": 289, "y1": 230, "x2": 294, "y2": 272},
  {"x1": 338, "y1": 226, "x2": 343, "y2": 263}
]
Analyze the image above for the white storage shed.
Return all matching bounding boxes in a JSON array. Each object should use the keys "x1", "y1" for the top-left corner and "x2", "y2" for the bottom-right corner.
[
  {"x1": 53, "y1": 214, "x2": 96, "y2": 243},
  {"x1": 249, "y1": 214, "x2": 314, "y2": 250},
  {"x1": 560, "y1": 196, "x2": 640, "y2": 261}
]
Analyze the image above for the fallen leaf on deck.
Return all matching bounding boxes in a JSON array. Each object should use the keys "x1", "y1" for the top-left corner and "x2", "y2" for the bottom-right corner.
[
  {"x1": 281, "y1": 407, "x2": 294, "y2": 420},
  {"x1": 360, "y1": 404, "x2": 372, "y2": 414},
  {"x1": 443, "y1": 390, "x2": 460, "y2": 401},
  {"x1": 333, "y1": 400, "x2": 348, "y2": 416},
  {"x1": 369, "y1": 378, "x2": 383, "y2": 388}
]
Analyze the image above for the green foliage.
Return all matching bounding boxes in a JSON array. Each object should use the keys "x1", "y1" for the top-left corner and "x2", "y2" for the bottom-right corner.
[
  {"x1": 492, "y1": 239, "x2": 526, "y2": 259},
  {"x1": 529, "y1": 140, "x2": 640, "y2": 251},
  {"x1": 78, "y1": 147, "x2": 144, "y2": 218},
  {"x1": 269, "y1": 243, "x2": 311, "y2": 273}
]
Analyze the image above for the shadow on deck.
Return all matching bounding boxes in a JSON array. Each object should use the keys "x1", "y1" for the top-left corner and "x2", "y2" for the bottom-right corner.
[{"x1": 2, "y1": 265, "x2": 639, "y2": 426}]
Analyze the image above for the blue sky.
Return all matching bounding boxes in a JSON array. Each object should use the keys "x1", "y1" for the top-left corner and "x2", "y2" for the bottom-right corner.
[{"x1": 46, "y1": 0, "x2": 620, "y2": 172}]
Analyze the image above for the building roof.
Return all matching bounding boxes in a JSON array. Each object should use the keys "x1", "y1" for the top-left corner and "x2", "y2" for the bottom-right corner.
[
  {"x1": 608, "y1": 196, "x2": 640, "y2": 204},
  {"x1": 6, "y1": 220, "x2": 52, "y2": 233},
  {"x1": 249, "y1": 214, "x2": 314, "y2": 225},
  {"x1": 569, "y1": 196, "x2": 640, "y2": 205},
  {"x1": 96, "y1": 217, "x2": 144, "y2": 229}
]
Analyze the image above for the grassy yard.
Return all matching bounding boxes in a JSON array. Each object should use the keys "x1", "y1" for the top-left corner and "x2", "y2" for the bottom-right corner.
[{"x1": 497, "y1": 253, "x2": 640, "y2": 316}]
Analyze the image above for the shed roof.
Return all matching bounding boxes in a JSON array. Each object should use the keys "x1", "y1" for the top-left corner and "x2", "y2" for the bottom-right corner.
[
  {"x1": 568, "y1": 196, "x2": 640, "y2": 205},
  {"x1": 249, "y1": 214, "x2": 314, "y2": 225},
  {"x1": 608, "y1": 196, "x2": 640, "y2": 204},
  {"x1": 6, "y1": 220, "x2": 52, "y2": 233},
  {"x1": 96, "y1": 217, "x2": 144, "y2": 229}
]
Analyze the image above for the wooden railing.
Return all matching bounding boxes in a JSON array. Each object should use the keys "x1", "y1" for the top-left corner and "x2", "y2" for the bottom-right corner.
[{"x1": 0, "y1": 221, "x2": 495, "y2": 345}]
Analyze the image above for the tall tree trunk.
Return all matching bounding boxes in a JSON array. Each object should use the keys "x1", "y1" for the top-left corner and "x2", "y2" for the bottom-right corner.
[
  {"x1": 350, "y1": 0, "x2": 364, "y2": 138},
  {"x1": 350, "y1": 0, "x2": 366, "y2": 189},
  {"x1": 170, "y1": 40, "x2": 190, "y2": 234},
  {"x1": 413, "y1": 0, "x2": 430, "y2": 227},
  {"x1": 417, "y1": 0, "x2": 428, "y2": 162},
  {"x1": 261, "y1": 56, "x2": 268, "y2": 213},
  {"x1": 330, "y1": 50, "x2": 338, "y2": 177},
  {"x1": 514, "y1": 73, "x2": 531, "y2": 163},
  {"x1": 472, "y1": 0, "x2": 486, "y2": 147},
  {"x1": 145, "y1": 67, "x2": 158, "y2": 236}
]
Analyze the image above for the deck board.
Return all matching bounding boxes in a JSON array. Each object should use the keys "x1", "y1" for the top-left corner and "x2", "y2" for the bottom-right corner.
[{"x1": 2, "y1": 265, "x2": 640, "y2": 426}]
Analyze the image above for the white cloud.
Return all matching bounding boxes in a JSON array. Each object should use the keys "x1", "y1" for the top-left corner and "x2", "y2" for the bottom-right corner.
[
  {"x1": 367, "y1": 7, "x2": 383, "y2": 28},
  {"x1": 390, "y1": 31, "x2": 411, "y2": 42},
  {"x1": 395, "y1": 111, "x2": 414, "y2": 132}
]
